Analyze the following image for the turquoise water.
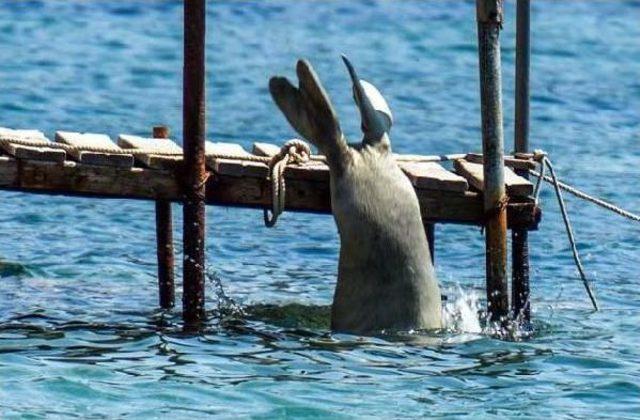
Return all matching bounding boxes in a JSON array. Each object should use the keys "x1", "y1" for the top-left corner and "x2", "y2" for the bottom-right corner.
[{"x1": 1, "y1": 1, "x2": 639, "y2": 418}]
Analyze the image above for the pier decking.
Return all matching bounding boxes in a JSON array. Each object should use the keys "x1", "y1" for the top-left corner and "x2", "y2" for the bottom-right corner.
[{"x1": 0, "y1": 128, "x2": 540, "y2": 229}]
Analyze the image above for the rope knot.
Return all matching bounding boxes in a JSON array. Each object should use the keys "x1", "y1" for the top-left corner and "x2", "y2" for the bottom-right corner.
[
  {"x1": 532, "y1": 149, "x2": 547, "y2": 162},
  {"x1": 276, "y1": 139, "x2": 311, "y2": 166},
  {"x1": 263, "y1": 139, "x2": 312, "y2": 227}
]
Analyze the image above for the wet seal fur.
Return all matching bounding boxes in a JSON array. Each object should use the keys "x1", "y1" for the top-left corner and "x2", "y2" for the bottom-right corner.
[{"x1": 269, "y1": 57, "x2": 442, "y2": 334}]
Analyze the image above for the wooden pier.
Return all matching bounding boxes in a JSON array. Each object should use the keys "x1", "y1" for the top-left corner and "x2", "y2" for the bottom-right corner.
[
  {"x1": 2, "y1": 0, "x2": 540, "y2": 328},
  {"x1": 0, "y1": 128, "x2": 539, "y2": 228}
]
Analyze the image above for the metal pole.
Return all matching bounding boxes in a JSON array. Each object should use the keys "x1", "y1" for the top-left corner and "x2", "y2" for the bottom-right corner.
[
  {"x1": 183, "y1": 0, "x2": 207, "y2": 327},
  {"x1": 476, "y1": 0, "x2": 509, "y2": 322},
  {"x1": 154, "y1": 126, "x2": 175, "y2": 309},
  {"x1": 512, "y1": 0, "x2": 531, "y2": 323}
]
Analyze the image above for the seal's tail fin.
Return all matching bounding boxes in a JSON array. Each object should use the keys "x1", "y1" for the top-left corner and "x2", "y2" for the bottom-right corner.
[
  {"x1": 342, "y1": 55, "x2": 393, "y2": 150},
  {"x1": 269, "y1": 60, "x2": 348, "y2": 165}
]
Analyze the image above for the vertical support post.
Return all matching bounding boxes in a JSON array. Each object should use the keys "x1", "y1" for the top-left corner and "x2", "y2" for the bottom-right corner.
[
  {"x1": 154, "y1": 126, "x2": 175, "y2": 309},
  {"x1": 425, "y1": 223, "x2": 435, "y2": 264},
  {"x1": 512, "y1": 0, "x2": 531, "y2": 322},
  {"x1": 476, "y1": 0, "x2": 509, "y2": 322},
  {"x1": 183, "y1": 0, "x2": 207, "y2": 327}
]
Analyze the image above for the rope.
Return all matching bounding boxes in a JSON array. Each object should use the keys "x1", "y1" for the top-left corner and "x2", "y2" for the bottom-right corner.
[
  {"x1": 0, "y1": 136, "x2": 184, "y2": 156},
  {"x1": 534, "y1": 156, "x2": 598, "y2": 310},
  {"x1": 530, "y1": 167, "x2": 640, "y2": 223},
  {"x1": 263, "y1": 139, "x2": 311, "y2": 227},
  {"x1": 0, "y1": 135, "x2": 487, "y2": 164}
]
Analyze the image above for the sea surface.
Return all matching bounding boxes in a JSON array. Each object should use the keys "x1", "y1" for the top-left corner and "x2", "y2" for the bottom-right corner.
[{"x1": 0, "y1": 1, "x2": 639, "y2": 418}]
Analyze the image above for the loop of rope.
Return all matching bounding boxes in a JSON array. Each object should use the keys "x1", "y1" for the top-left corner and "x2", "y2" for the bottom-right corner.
[
  {"x1": 263, "y1": 139, "x2": 312, "y2": 227},
  {"x1": 532, "y1": 155, "x2": 546, "y2": 205}
]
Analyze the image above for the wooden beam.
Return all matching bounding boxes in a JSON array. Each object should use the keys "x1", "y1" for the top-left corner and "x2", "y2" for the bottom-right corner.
[
  {"x1": 454, "y1": 159, "x2": 533, "y2": 197},
  {"x1": 402, "y1": 162, "x2": 468, "y2": 192},
  {"x1": 0, "y1": 156, "x2": 539, "y2": 229},
  {"x1": 0, "y1": 156, "x2": 179, "y2": 199}
]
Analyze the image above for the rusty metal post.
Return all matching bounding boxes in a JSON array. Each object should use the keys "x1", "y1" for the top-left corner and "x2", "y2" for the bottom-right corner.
[
  {"x1": 476, "y1": 0, "x2": 509, "y2": 322},
  {"x1": 183, "y1": 0, "x2": 207, "y2": 326},
  {"x1": 512, "y1": 0, "x2": 531, "y2": 322},
  {"x1": 154, "y1": 126, "x2": 175, "y2": 309}
]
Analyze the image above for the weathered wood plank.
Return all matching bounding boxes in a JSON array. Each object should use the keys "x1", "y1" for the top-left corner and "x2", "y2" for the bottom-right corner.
[
  {"x1": 0, "y1": 157, "x2": 179, "y2": 199},
  {"x1": 211, "y1": 158, "x2": 267, "y2": 178},
  {"x1": 205, "y1": 141, "x2": 253, "y2": 170},
  {"x1": 401, "y1": 162, "x2": 468, "y2": 192},
  {"x1": 211, "y1": 157, "x2": 330, "y2": 182},
  {"x1": 465, "y1": 152, "x2": 536, "y2": 170},
  {"x1": 454, "y1": 159, "x2": 533, "y2": 197},
  {"x1": 252, "y1": 142, "x2": 470, "y2": 191},
  {"x1": 206, "y1": 141, "x2": 252, "y2": 158},
  {"x1": 252, "y1": 142, "x2": 282, "y2": 157},
  {"x1": 0, "y1": 155, "x2": 539, "y2": 228},
  {"x1": 118, "y1": 134, "x2": 183, "y2": 169},
  {"x1": 0, "y1": 127, "x2": 66, "y2": 163},
  {"x1": 55, "y1": 131, "x2": 133, "y2": 168}
]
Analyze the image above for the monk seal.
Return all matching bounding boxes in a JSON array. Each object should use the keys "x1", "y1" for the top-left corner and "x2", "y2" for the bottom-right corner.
[{"x1": 269, "y1": 56, "x2": 442, "y2": 334}]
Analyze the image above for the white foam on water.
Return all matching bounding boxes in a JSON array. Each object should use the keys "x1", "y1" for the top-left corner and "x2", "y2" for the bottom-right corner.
[{"x1": 442, "y1": 285, "x2": 483, "y2": 334}]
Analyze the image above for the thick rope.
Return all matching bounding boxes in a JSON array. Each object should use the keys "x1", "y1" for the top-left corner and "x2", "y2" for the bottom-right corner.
[
  {"x1": 263, "y1": 139, "x2": 311, "y2": 227},
  {"x1": 0, "y1": 136, "x2": 184, "y2": 156},
  {"x1": 536, "y1": 156, "x2": 598, "y2": 310},
  {"x1": 0, "y1": 135, "x2": 488, "y2": 164}
]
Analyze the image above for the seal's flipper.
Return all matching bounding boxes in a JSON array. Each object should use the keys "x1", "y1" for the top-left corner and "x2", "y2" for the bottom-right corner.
[
  {"x1": 269, "y1": 76, "x2": 315, "y2": 142},
  {"x1": 269, "y1": 60, "x2": 347, "y2": 166},
  {"x1": 342, "y1": 55, "x2": 393, "y2": 150}
]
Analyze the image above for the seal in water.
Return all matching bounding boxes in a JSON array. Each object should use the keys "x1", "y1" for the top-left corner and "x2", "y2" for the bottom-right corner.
[{"x1": 269, "y1": 56, "x2": 442, "y2": 334}]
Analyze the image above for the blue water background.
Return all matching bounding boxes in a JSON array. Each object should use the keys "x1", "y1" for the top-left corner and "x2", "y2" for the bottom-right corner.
[{"x1": 0, "y1": 1, "x2": 639, "y2": 418}]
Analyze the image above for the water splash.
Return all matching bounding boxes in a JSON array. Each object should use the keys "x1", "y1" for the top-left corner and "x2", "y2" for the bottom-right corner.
[
  {"x1": 207, "y1": 270, "x2": 245, "y2": 319},
  {"x1": 442, "y1": 285, "x2": 483, "y2": 334}
]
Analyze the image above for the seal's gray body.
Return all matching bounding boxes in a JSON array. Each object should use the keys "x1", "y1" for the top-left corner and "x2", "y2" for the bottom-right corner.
[
  {"x1": 270, "y1": 58, "x2": 442, "y2": 334},
  {"x1": 330, "y1": 145, "x2": 442, "y2": 333}
]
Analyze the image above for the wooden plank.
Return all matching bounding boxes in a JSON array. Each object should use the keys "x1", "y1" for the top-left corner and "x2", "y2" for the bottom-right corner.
[
  {"x1": 206, "y1": 141, "x2": 252, "y2": 158},
  {"x1": 211, "y1": 158, "x2": 267, "y2": 178},
  {"x1": 453, "y1": 159, "x2": 533, "y2": 197},
  {"x1": 205, "y1": 141, "x2": 253, "y2": 169},
  {"x1": 465, "y1": 153, "x2": 536, "y2": 170},
  {"x1": 252, "y1": 142, "x2": 282, "y2": 157},
  {"x1": 0, "y1": 127, "x2": 66, "y2": 163},
  {"x1": 400, "y1": 162, "x2": 468, "y2": 193},
  {"x1": 55, "y1": 131, "x2": 133, "y2": 168},
  {"x1": 0, "y1": 156, "x2": 179, "y2": 200},
  {"x1": 211, "y1": 157, "x2": 329, "y2": 182},
  {"x1": 0, "y1": 155, "x2": 539, "y2": 229},
  {"x1": 117, "y1": 134, "x2": 183, "y2": 169},
  {"x1": 252, "y1": 142, "x2": 469, "y2": 190}
]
